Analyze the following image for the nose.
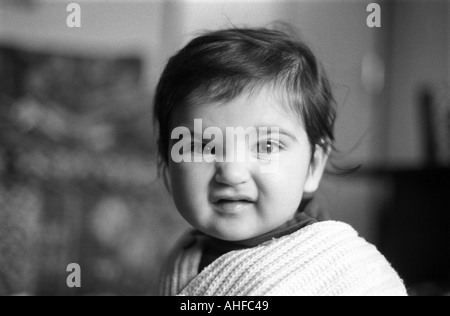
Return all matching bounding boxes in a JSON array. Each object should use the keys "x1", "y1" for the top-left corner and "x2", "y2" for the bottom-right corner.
[{"x1": 214, "y1": 161, "x2": 251, "y2": 186}]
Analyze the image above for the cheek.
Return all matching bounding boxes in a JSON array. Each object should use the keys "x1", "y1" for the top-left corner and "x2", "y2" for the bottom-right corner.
[
  {"x1": 169, "y1": 162, "x2": 211, "y2": 206},
  {"x1": 284, "y1": 153, "x2": 310, "y2": 187},
  {"x1": 258, "y1": 152, "x2": 310, "y2": 205}
]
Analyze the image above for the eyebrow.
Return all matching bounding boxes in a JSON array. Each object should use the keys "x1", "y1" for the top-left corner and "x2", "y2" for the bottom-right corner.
[{"x1": 254, "y1": 126, "x2": 298, "y2": 142}]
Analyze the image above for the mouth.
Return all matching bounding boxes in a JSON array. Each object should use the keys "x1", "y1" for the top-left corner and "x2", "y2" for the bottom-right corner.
[
  {"x1": 211, "y1": 194, "x2": 255, "y2": 204},
  {"x1": 211, "y1": 195, "x2": 255, "y2": 214},
  {"x1": 215, "y1": 198, "x2": 253, "y2": 203},
  {"x1": 215, "y1": 199, "x2": 254, "y2": 205}
]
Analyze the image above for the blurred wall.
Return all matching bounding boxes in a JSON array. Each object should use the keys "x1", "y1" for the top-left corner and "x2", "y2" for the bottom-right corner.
[
  {"x1": 0, "y1": 0, "x2": 187, "y2": 295},
  {"x1": 0, "y1": 0, "x2": 165, "y2": 89},
  {"x1": 386, "y1": 0, "x2": 449, "y2": 167}
]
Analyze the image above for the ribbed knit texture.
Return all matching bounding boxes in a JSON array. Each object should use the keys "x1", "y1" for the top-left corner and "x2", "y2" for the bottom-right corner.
[{"x1": 159, "y1": 221, "x2": 407, "y2": 296}]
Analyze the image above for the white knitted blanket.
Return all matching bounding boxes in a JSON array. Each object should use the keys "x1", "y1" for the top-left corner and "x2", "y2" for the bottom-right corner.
[{"x1": 159, "y1": 221, "x2": 407, "y2": 296}]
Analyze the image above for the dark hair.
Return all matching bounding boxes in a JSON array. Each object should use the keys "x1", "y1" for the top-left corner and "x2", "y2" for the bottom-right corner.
[{"x1": 154, "y1": 26, "x2": 336, "y2": 173}]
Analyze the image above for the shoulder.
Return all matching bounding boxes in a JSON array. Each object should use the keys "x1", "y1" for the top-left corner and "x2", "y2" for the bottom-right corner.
[
  {"x1": 158, "y1": 230, "x2": 204, "y2": 296},
  {"x1": 285, "y1": 221, "x2": 408, "y2": 296}
]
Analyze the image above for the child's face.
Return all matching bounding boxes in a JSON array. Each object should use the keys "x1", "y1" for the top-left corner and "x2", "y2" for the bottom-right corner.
[{"x1": 168, "y1": 86, "x2": 327, "y2": 241}]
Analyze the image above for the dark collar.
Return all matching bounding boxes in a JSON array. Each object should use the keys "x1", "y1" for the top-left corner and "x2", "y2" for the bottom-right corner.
[{"x1": 198, "y1": 198, "x2": 329, "y2": 272}]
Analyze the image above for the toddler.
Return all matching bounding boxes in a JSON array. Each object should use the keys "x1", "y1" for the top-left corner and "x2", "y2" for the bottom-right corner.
[{"x1": 154, "y1": 27, "x2": 407, "y2": 296}]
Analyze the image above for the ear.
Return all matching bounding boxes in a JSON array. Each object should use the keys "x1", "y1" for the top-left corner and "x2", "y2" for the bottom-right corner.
[{"x1": 303, "y1": 145, "x2": 329, "y2": 194}]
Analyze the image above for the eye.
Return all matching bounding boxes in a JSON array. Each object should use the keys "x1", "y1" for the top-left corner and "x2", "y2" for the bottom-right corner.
[
  {"x1": 203, "y1": 144, "x2": 216, "y2": 156},
  {"x1": 256, "y1": 140, "x2": 281, "y2": 155},
  {"x1": 190, "y1": 142, "x2": 216, "y2": 155},
  {"x1": 189, "y1": 142, "x2": 201, "y2": 154}
]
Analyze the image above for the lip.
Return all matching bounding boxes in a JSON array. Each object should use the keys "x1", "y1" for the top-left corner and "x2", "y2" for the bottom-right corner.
[
  {"x1": 210, "y1": 194, "x2": 255, "y2": 204},
  {"x1": 210, "y1": 193, "x2": 256, "y2": 215},
  {"x1": 212, "y1": 200, "x2": 255, "y2": 215}
]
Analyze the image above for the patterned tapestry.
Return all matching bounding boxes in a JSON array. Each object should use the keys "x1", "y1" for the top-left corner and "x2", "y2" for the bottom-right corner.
[{"x1": 0, "y1": 46, "x2": 186, "y2": 295}]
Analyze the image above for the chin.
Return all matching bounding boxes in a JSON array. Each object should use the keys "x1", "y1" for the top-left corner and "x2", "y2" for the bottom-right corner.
[{"x1": 207, "y1": 227, "x2": 258, "y2": 242}]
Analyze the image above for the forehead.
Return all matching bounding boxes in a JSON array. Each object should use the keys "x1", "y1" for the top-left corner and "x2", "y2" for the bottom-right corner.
[{"x1": 171, "y1": 86, "x2": 304, "y2": 134}]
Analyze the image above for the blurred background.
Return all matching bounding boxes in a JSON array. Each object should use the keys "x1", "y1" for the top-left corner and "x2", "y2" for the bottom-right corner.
[{"x1": 0, "y1": 0, "x2": 448, "y2": 296}]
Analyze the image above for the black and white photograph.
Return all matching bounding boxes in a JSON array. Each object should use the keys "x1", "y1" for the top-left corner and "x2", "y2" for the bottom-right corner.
[{"x1": 0, "y1": 0, "x2": 449, "y2": 298}]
